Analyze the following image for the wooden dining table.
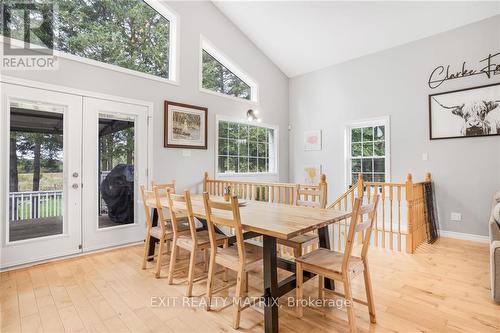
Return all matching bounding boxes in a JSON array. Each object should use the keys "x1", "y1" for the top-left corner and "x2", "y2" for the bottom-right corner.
[{"x1": 147, "y1": 194, "x2": 350, "y2": 333}]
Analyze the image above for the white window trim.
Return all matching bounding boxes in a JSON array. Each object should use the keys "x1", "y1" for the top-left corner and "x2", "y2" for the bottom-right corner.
[
  {"x1": 344, "y1": 116, "x2": 391, "y2": 188},
  {"x1": 200, "y1": 35, "x2": 259, "y2": 104},
  {"x1": 215, "y1": 115, "x2": 278, "y2": 178},
  {"x1": 0, "y1": 0, "x2": 180, "y2": 85}
]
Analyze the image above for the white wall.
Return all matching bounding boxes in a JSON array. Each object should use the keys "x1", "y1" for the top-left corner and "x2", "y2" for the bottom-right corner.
[
  {"x1": 1, "y1": 1, "x2": 289, "y2": 191},
  {"x1": 289, "y1": 15, "x2": 500, "y2": 236}
]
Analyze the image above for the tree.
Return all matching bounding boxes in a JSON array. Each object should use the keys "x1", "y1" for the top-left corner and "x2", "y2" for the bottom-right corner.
[
  {"x1": 202, "y1": 50, "x2": 251, "y2": 100},
  {"x1": 2, "y1": 0, "x2": 170, "y2": 78}
]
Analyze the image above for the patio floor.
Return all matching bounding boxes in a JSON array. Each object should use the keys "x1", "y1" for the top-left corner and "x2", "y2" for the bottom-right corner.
[{"x1": 9, "y1": 215, "x2": 132, "y2": 242}]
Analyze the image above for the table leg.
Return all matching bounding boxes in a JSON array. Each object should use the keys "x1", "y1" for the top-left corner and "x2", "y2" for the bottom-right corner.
[
  {"x1": 147, "y1": 208, "x2": 158, "y2": 261},
  {"x1": 318, "y1": 225, "x2": 334, "y2": 290},
  {"x1": 263, "y1": 235, "x2": 279, "y2": 333}
]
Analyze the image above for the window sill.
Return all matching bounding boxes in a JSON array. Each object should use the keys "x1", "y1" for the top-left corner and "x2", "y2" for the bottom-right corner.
[
  {"x1": 199, "y1": 87, "x2": 259, "y2": 105},
  {"x1": 216, "y1": 172, "x2": 278, "y2": 178},
  {"x1": 0, "y1": 37, "x2": 180, "y2": 87}
]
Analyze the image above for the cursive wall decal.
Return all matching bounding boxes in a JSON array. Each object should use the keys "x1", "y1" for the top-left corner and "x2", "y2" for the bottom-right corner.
[{"x1": 428, "y1": 52, "x2": 500, "y2": 89}]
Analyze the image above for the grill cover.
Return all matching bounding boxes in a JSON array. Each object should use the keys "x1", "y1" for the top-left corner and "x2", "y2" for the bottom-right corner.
[{"x1": 100, "y1": 164, "x2": 134, "y2": 223}]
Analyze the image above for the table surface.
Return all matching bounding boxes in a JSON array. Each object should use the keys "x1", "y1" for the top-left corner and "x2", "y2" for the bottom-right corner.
[{"x1": 152, "y1": 194, "x2": 350, "y2": 240}]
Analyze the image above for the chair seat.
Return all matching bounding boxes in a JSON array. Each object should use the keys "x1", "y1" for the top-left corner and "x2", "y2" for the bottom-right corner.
[
  {"x1": 216, "y1": 242, "x2": 263, "y2": 271},
  {"x1": 149, "y1": 222, "x2": 190, "y2": 240},
  {"x1": 296, "y1": 248, "x2": 364, "y2": 278},
  {"x1": 162, "y1": 215, "x2": 189, "y2": 222},
  {"x1": 279, "y1": 233, "x2": 318, "y2": 246},
  {"x1": 177, "y1": 230, "x2": 227, "y2": 249}
]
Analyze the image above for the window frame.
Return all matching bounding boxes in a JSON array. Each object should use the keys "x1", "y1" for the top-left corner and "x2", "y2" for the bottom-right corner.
[
  {"x1": 344, "y1": 116, "x2": 391, "y2": 188},
  {"x1": 215, "y1": 115, "x2": 278, "y2": 177},
  {"x1": 200, "y1": 36, "x2": 259, "y2": 104},
  {"x1": 0, "y1": 0, "x2": 180, "y2": 84}
]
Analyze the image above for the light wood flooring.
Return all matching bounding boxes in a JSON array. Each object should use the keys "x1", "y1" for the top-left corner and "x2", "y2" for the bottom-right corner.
[{"x1": 1, "y1": 237, "x2": 498, "y2": 332}]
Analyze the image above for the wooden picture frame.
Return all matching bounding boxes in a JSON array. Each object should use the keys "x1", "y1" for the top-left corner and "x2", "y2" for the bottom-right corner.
[
  {"x1": 164, "y1": 101, "x2": 208, "y2": 149},
  {"x1": 429, "y1": 82, "x2": 500, "y2": 140}
]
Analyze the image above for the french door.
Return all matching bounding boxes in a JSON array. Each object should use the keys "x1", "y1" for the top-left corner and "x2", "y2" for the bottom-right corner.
[
  {"x1": 82, "y1": 97, "x2": 148, "y2": 251},
  {"x1": 1, "y1": 83, "x2": 83, "y2": 268},
  {"x1": 1, "y1": 83, "x2": 149, "y2": 269}
]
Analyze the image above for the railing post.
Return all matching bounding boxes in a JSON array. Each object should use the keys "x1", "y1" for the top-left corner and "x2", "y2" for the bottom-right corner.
[
  {"x1": 203, "y1": 172, "x2": 209, "y2": 193},
  {"x1": 319, "y1": 174, "x2": 327, "y2": 208},
  {"x1": 405, "y1": 173, "x2": 414, "y2": 254},
  {"x1": 357, "y1": 173, "x2": 364, "y2": 200},
  {"x1": 425, "y1": 172, "x2": 432, "y2": 182}
]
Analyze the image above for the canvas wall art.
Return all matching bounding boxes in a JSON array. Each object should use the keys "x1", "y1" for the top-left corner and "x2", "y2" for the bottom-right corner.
[
  {"x1": 429, "y1": 82, "x2": 500, "y2": 140},
  {"x1": 164, "y1": 101, "x2": 207, "y2": 149},
  {"x1": 303, "y1": 164, "x2": 322, "y2": 184},
  {"x1": 304, "y1": 130, "x2": 322, "y2": 150}
]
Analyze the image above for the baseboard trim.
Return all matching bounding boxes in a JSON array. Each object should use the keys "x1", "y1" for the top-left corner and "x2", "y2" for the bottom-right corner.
[{"x1": 439, "y1": 230, "x2": 489, "y2": 243}]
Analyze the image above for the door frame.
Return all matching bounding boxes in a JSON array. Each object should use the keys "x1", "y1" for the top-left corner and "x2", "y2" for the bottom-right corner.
[{"x1": 0, "y1": 75, "x2": 154, "y2": 269}]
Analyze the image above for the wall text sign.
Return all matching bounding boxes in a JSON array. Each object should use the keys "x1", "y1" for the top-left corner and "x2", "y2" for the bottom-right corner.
[{"x1": 428, "y1": 52, "x2": 500, "y2": 89}]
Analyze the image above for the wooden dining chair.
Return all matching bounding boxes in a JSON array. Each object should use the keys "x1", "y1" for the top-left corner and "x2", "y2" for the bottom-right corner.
[
  {"x1": 203, "y1": 192, "x2": 263, "y2": 329},
  {"x1": 152, "y1": 180, "x2": 176, "y2": 193},
  {"x1": 295, "y1": 195, "x2": 380, "y2": 333},
  {"x1": 165, "y1": 189, "x2": 229, "y2": 296},
  {"x1": 139, "y1": 185, "x2": 190, "y2": 278},
  {"x1": 277, "y1": 179, "x2": 327, "y2": 257}
]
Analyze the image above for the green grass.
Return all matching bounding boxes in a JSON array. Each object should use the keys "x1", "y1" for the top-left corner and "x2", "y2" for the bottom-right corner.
[{"x1": 17, "y1": 173, "x2": 63, "y2": 192}]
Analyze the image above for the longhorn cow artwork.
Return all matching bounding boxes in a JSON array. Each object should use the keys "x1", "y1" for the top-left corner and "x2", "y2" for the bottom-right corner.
[{"x1": 429, "y1": 83, "x2": 500, "y2": 139}]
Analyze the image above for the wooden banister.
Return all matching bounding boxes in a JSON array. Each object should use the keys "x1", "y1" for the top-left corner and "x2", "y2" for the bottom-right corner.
[
  {"x1": 203, "y1": 171, "x2": 433, "y2": 254},
  {"x1": 328, "y1": 172, "x2": 433, "y2": 254}
]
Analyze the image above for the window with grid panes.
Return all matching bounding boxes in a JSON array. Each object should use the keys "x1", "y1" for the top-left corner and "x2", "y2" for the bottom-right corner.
[
  {"x1": 217, "y1": 120, "x2": 275, "y2": 174},
  {"x1": 349, "y1": 124, "x2": 388, "y2": 185}
]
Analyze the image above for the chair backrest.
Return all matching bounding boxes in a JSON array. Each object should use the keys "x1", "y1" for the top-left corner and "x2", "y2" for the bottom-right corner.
[
  {"x1": 152, "y1": 180, "x2": 176, "y2": 195},
  {"x1": 202, "y1": 192, "x2": 246, "y2": 264},
  {"x1": 140, "y1": 185, "x2": 163, "y2": 232},
  {"x1": 342, "y1": 195, "x2": 379, "y2": 271},
  {"x1": 295, "y1": 185, "x2": 324, "y2": 208},
  {"x1": 165, "y1": 189, "x2": 197, "y2": 241}
]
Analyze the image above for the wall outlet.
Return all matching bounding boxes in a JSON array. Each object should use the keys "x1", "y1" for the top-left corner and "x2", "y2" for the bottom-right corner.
[
  {"x1": 450, "y1": 212, "x2": 462, "y2": 221},
  {"x1": 422, "y1": 153, "x2": 428, "y2": 161},
  {"x1": 182, "y1": 149, "x2": 191, "y2": 157}
]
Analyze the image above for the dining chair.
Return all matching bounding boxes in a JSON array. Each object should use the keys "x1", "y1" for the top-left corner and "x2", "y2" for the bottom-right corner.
[
  {"x1": 152, "y1": 180, "x2": 176, "y2": 194},
  {"x1": 139, "y1": 185, "x2": 190, "y2": 278},
  {"x1": 295, "y1": 195, "x2": 380, "y2": 333},
  {"x1": 277, "y1": 183, "x2": 325, "y2": 257},
  {"x1": 165, "y1": 189, "x2": 229, "y2": 296},
  {"x1": 203, "y1": 192, "x2": 263, "y2": 329}
]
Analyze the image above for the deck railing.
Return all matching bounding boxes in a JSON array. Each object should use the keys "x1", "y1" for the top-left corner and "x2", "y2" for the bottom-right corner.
[
  {"x1": 9, "y1": 190, "x2": 63, "y2": 221},
  {"x1": 329, "y1": 173, "x2": 433, "y2": 253}
]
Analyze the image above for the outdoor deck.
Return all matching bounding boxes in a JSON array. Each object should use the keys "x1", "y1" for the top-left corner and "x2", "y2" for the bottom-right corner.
[{"x1": 9, "y1": 216, "x2": 132, "y2": 242}]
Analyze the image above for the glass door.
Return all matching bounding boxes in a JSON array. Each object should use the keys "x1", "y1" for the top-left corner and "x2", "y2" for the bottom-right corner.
[
  {"x1": 82, "y1": 97, "x2": 148, "y2": 251},
  {"x1": 1, "y1": 83, "x2": 83, "y2": 268}
]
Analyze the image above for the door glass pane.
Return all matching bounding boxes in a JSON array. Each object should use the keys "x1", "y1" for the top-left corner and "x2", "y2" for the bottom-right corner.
[
  {"x1": 98, "y1": 115, "x2": 135, "y2": 228},
  {"x1": 9, "y1": 101, "x2": 65, "y2": 242}
]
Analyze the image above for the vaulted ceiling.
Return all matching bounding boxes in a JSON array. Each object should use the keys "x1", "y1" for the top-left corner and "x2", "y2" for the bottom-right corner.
[{"x1": 213, "y1": 1, "x2": 500, "y2": 77}]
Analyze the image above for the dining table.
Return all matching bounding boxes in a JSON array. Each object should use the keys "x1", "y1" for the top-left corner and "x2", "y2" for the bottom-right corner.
[{"x1": 147, "y1": 194, "x2": 351, "y2": 333}]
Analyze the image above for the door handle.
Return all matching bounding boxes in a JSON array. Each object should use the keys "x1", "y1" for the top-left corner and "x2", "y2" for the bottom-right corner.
[{"x1": 72, "y1": 183, "x2": 79, "y2": 189}]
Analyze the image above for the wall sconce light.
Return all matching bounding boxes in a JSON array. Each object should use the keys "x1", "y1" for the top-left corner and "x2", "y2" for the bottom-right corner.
[{"x1": 247, "y1": 109, "x2": 261, "y2": 122}]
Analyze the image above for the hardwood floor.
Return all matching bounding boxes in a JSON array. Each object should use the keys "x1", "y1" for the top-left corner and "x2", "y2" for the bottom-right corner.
[{"x1": 1, "y1": 237, "x2": 498, "y2": 332}]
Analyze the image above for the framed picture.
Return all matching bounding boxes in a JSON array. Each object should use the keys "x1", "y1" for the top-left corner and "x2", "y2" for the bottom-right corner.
[
  {"x1": 429, "y1": 82, "x2": 500, "y2": 140},
  {"x1": 164, "y1": 101, "x2": 208, "y2": 149},
  {"x1": 303, "y1": 164, "x2": 322, "y2": 184},
  {"x1": 304, "y1": 130, "x2": 322, "y2": 150}
]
